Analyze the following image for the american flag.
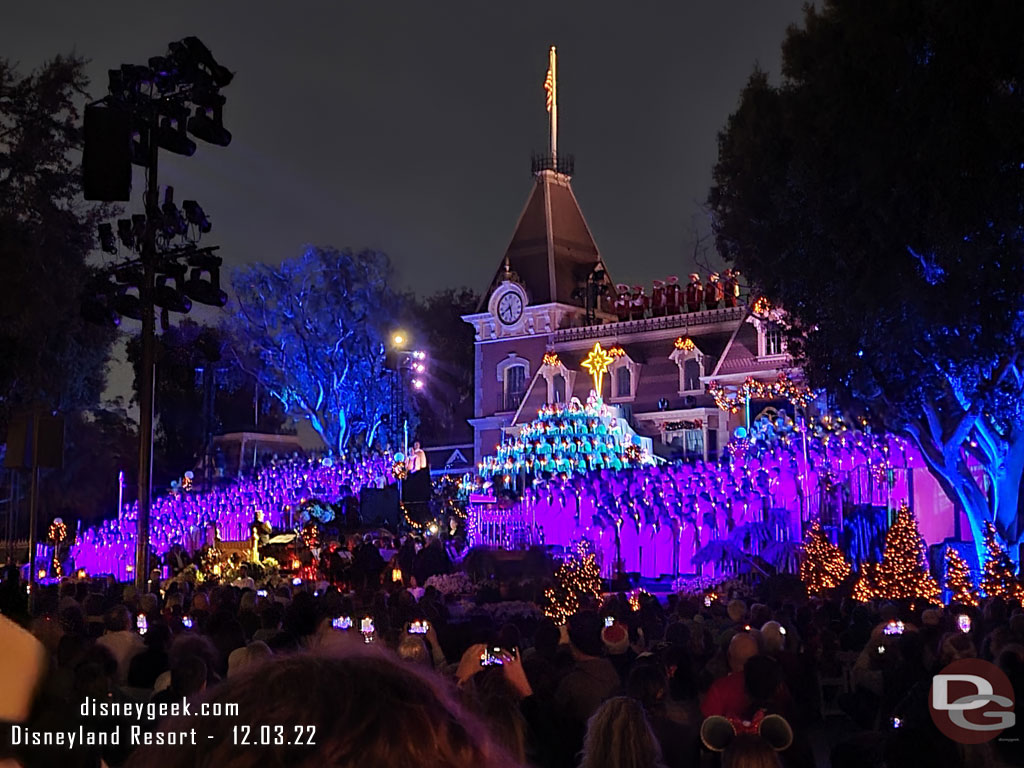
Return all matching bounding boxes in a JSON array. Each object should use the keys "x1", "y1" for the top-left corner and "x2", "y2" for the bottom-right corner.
[{"x1": 544, "y1": 66, "x2": 554, "y2": 113}]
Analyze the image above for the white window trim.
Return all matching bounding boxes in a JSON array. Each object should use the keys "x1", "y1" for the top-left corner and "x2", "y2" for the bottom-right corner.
[
  {"x1": 670, "y1": 346, "x2": 705, "y2": 396},
  {"x1": 748, "y1": 315, "x2": 788, "y2": 361},
  {"x1": 607, "y1": 354, "x2": 641, "y2": 403},
  {"x1": 539, "y1": 361, "x2": 573, "y2": 404},
  {"x1": 495, "y1": 353, "x2": 531, "y2": 384}
]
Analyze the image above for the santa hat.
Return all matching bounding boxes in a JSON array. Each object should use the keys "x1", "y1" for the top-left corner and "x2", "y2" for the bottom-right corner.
[
  {"x1": 601, "y1": 621, "x2": 630, "y2": 655},
  {"x1": 616, "y1": 283, "x2": 630, "y2": 294},
  {"x1": 652, "y1": 279, "x2": 665, "y2": 288},
  {"x1": 667, "y1": 275, "x2": 679, "y2": 284},
  {"x1": 688, "y1": 273, "x2": 700, "y2": 282},
  {"x1": 632, "y1": 285, "x2": 644, "y2": 293},
  {"x1": 709, "y1": 272, "x2": 719, "y2": 281}
]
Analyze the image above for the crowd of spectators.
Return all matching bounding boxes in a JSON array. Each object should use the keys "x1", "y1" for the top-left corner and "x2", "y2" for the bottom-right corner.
[{"x1": 2, "y1": 556, "x2": 1023, "y2": 768}]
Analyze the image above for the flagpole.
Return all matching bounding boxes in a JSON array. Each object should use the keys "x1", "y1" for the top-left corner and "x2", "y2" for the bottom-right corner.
[{"x1": 550, "y1": 45, "x2": 558, "y2": 163}]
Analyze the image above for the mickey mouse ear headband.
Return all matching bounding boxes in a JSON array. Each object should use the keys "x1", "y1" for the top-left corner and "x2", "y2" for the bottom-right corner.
[{"x1": 700, "y1": 711, "x2": 793, "y2": 752}]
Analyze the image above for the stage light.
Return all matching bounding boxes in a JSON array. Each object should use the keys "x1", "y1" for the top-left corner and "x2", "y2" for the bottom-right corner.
[
  {"x1": 184, "y1": 265, "x2": 227, "y2": 307},
  {"x1": 160, "y1": 186, "x2": 187, "y2": 237},
  {"x1": 117, "y1": 219, "x2": 135, "y2": 249},
  {"x1": 392, "y1": 332, "x2": 406, "y2": 347},
  {"x1": 182, "y1": 200, "x2": 212, "y2": 233},
  {"x1": 412, "y1": 378, "x2": 424, "y2": 390},
  {"x1": 112, "y1": 286, "x2": 144, "y2": 321},
  {"x1": 188, "y1": 105, "x2": 231, "y2": 147},
  {"x1": 412, "y1": 350, "x2": 426, "y2": 360},
  {"x1": 81, "y1": 288, "x2": 120, "y2": 327},
  {"x1": 182, "y1": 36, "x2": 234, "y2": 87},
  {"x1": 98, "y1": 223, "x2": 117, "y2": 254},
  {"x1": 155, "y1": 115, "x2": 196, "y2": 157},
  {"x1": 147, "y1": 56, "x2": 178, "y2": 91},
  {"x1": 154, "y1": 268, "x2": 192, "y2": 314},
  {"x1": 413, "y1": 363, "x2": 425, "y2": 373}
]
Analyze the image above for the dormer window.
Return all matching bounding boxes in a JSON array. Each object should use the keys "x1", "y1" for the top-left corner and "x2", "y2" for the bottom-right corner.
[
  {"x1": 607, "y1": 350, "x2": 640, "y2": 402},
  {"x1": 670, "y1": 339, "x2": 704, "y2": 396}
]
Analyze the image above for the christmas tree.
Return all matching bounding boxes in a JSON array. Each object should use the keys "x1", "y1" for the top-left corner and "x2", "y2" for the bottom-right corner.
[
  {"x1": 852, "y1": 562, "x2": 877, "y2": 603},
  {"x1": 943, "y1": 546, "x2": 979, "y2": 607},
  {"x1": 980, "y1": 521, "x2": 1024, "y2": 601},
  {"x1": 875, "y1": 504, "x2": 940, "y2": 604},
  {"x1": 799, "y1": 521, "x2": 852, "y2": 596},
  {"x1": 544, "y1": 541, "x2": 603, "y2": 624}
]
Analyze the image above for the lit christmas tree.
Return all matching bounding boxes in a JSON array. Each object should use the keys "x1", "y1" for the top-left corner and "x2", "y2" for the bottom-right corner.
[
  {"x1": 980, "y1": 521, "x2": 1024, "y2": 601},
  {"x1": 544, "y1": 541, "x2": 603, "y2": 625},
  {"x1": 799, "y1": 521, "x2": 852, "y2": 596},
  {"x1": 875, "y1": 504, "x2": 940, "y2": 604},
  {"x1": 943, "y1": 546, "x2": 979, "y2": 607},
  {"x1": 852, "y1": 561, "x2": 877, "y2": 603}
]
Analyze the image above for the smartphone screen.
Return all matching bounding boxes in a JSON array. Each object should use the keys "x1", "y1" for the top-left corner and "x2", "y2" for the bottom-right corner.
[
  {"x1": 182, "y1": 615, "x2": 193, "y2": 629},
  {"x1": 409, "y1": 620, "x2": 428, "y2": 634},
  {"x1": 956, "y1": 615, "x2": 971, "y2": 633},
  {"x1": 480, "y1": 646, "x2": 504, "y2": 667},
  {"x1": 604, "y1": 616, "x2": 614, "y2": 628},
  {"x1": 332, "y1": 616, "x2": 352, "y2": 630},
  {"x1": 136, "y1": 614, "x2": 148, "y2": 635}
]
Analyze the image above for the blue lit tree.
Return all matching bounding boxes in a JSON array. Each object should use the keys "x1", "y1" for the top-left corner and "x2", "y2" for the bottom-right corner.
[
  {"x1": 709, "y1": 1, "x2": 1024, "y2": 560},
  {"x1": 229, "y1": 247, "x2": 411, "y2": 453}
]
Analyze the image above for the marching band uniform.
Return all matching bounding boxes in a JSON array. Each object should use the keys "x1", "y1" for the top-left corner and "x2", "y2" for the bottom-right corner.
[
  {"x1": 723, "y1": 269, "x2": 740, "y2": 307},
  {"x1": 685, "y1": 273, "x2": 703, "y2": 313},
  {"x1": 665, "y1": 275, "x2": 682, "y2": 315},
  {"x1": 650, "y1": 279, "x2": 667, "y2": 317},
  {"x1": 614, "y1": 283, "x2": 632, "y2": 322},
  {"x1": 629, "y1": 285, "x2": 648, "y2": 321},
  {"x1": 705, "y1": 272, "x2": 724, "y2": 310}
]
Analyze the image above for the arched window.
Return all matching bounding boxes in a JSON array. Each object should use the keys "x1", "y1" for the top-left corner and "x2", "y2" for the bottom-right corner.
[
  {"x1": 683, "y1": 359, "x2": 701, "y2": 392},
  {"x1": 553, "y1": 373, "x2": 566, "y2": 403},
  {"x1": 615, "y1": 366, "x2": 631, "y2": 398},
  {"x1": 504, "y1": 365, "x2": 526, "y2": 410}
]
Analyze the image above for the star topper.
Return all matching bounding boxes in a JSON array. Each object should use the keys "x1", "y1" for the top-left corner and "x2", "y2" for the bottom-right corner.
[{"x1": 581, "y1": 342, "x2": 615, "y2": 397}]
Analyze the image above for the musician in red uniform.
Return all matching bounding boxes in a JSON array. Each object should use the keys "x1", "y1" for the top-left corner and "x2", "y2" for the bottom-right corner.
[
  {"x1": 723, "y1": 269, "x2": 740, "y2": 307},
  {"x1": 685, "y1": 273, "x2": 703, "y2": 313},
  {"x1": 650, "y1": 279, "x2": 666, "y2": 317},
  {"x1": 665, "y1": 275, "x2": 681, "y2": 315},
  {"x1": 614, "y1": 283, "x2": 631, "y2": 321},
  {"x1": 705, "y1": 272, "x2": 724, "y2": 310},
  {"x1": 630, "y1": 284, "x2": 648, "y2": 320}
]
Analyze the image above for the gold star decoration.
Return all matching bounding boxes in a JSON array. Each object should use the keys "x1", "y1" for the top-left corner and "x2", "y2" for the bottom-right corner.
[{"x1": 581, "y1": 342, "x2": 615, "y2": 397}]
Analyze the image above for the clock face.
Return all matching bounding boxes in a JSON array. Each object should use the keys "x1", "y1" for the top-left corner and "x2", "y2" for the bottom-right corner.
[{"x1": 497, "y1": 291, "x2": 524, "y2": 325}]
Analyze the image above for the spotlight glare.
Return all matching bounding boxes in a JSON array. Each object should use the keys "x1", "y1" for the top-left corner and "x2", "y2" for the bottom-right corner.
[
  {"x1": 392, "y1": 333, "x2": 406, "y2": 347},
  {"x1": 412, "y1": 378, "x2": 424, "y2": 390}
]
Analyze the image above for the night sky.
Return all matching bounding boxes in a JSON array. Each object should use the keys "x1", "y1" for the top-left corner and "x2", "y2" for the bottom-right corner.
[{"x1": 3, "y1": 1, "x2": 807, "y2": 412}]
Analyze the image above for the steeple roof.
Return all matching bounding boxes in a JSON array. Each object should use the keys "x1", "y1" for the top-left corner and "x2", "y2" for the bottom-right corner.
[{"x1": 482, "y1": 168, "x2": 609, "y2": 308}]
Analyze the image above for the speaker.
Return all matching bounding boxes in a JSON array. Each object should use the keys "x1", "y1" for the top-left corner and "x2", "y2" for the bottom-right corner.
[
  {"x1": 4, "y1": 413, "x2": 65, "y2": 469},
  {"x1": 83, "y1": 105, "x2": 132, "y2": 201}
]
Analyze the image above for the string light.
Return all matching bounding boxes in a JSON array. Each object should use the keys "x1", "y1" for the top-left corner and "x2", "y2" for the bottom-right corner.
[
  {"x1": 944, "y1": 546, "x2": 979, "y2": 607},
  {"x1": 799, "y1": 521, "x2": 852, "y2": 596},
  {"x1": 544, "y1": 541, "x2": 603, "y2": 625},
  {"x1": 708, "y1": 373, "x2": 814, "y2": 412},
  {"x1": 673, "y1": 336, "x2": 696, "y2": 351},
  {"x1": 980, "y1": 521, "x2": 1024, "y2": 601},
  {"x1": 752, "y1": 296, "x2": 771, "y2": 315},
  {"x1": 873, "y1": 503, "x2": 940, "y2": 604}
]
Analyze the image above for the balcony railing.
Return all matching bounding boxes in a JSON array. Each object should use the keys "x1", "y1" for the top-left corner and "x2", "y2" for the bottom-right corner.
[{"x1": 552, "y1": 304, "x2": 746, "y2": 344}]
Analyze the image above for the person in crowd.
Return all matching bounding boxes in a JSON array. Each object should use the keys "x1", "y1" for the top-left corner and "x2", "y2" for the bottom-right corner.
[
  {"x1": 702, "y1": 631, "x2": 758, "y2": 718},
  {"x1": 128, "y1": 649, "x2": 521, "y2": 768},
  {"x1": 578, "y1": 696, "x2": 667, "y2": 768},
  {"x1": 95, "y1": 604, "x2": 143, "y2": 686}
]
